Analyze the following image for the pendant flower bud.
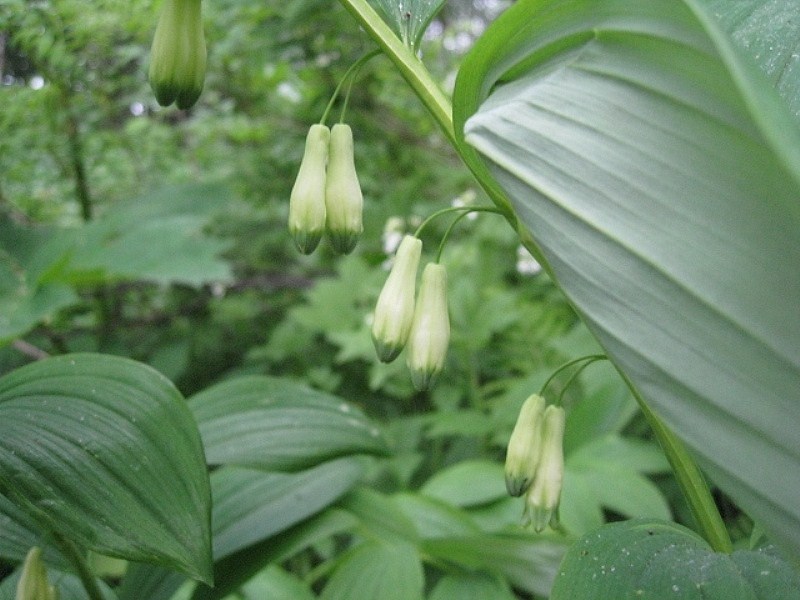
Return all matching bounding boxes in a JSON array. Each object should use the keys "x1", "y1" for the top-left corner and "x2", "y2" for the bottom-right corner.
[
  {"x1": 524, "y1": 405, "x2": 566, "y2": 532},
  {"x1": 288, "y1": 124, "x2": 330, "y2": 254},
  {"x1": 16, "y1": 547, "x2": 56, "y2": 600},
  {"x1": 371, "y1": 235, "x2": 422, "y2": 362},
  {"x1": 504, "y1": 393, "x2": 545, "y2": 497},
  {"x1": 325, "y1": 124, "x2": 363, "y2": 254},
  {"x1": 406, "y1": 262, "x2": 449, "y2": 391},
  {"x1": 148, "y1": 0, "x2": 207, "y2": 110}
]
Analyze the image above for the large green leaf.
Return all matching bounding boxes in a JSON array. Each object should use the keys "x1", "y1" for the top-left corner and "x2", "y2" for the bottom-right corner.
[
  {"x1": 423, "y1": 531, "x2": 569, "y2": 597},
  {"x1": 0, "y1": 354, "x2": 212, "y2": 582},
  {"x1": 456, "y1": 0, "x2": 800, "y2": 554},
  {"x1": 551, "y1": 519, "x2": 800, "y2": 599},
  {"x1": 188, "y1": 376, "x2": 388, "y2": 470},
  {"x1": 320, "y1": 540, "x2": 424, "y2": 600},
  {"x1": 211, "y1": 458, "x2": 367, "y2": 560}
]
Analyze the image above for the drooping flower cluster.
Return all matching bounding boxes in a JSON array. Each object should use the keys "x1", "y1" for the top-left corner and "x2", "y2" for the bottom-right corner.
[
  {"x1": 370, "y1": 235, "x2": 450, "y2": 391},
  {"x1": 288, "y1": 123, "x2": 364, "y2": 255},
  {"x1": 149, "y1": 0, "x2": 207, "y2": 110},
  {"x1": 504, "y1": 394, "x2": 566, "y2": 532}
]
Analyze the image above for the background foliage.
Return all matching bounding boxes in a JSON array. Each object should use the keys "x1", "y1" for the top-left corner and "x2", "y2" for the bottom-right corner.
[{"x1": 0, "y1": 0, "x2": 797, "y2": 598}]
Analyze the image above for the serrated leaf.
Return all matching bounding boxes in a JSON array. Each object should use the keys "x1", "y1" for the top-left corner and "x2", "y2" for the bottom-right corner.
[
  {"x1": 189, "y1": 376, "x2": 388, "y2": 470},
  {"x1": 68, "y1": 183, "x2": 232, "y2": 286},
  {"x1": 551, "y1": 519, "x2": 800, "y2": 599},
  {"x1": 456, "y1": 0, "x2": 800, "y2": 554},
  {"x1": 0, "y1": 354, "x2": 212, "y2": 583}
]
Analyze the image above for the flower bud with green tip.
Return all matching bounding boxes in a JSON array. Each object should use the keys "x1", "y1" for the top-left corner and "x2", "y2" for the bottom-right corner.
[
  {"x1": 325, "y1": 123, "x2": 363, "y2": 254},
  {"x1": 371, "y1": 235, "x2": 422, "y2": 362},
  {"x1": 16, "y1": 547, "x2": 56, "y2": 600},
  {"x1": 289, "y1": 124, "x2": 330, "y2": 254},
  {"x1": 406, "y1": 262, "x2": 449, "y2": 391},
  {"x1": 148, "y1": 0, "x2": 207, "y2": 109},
  {"x1": 504, "y1": 393, "x2": 545, "y2": 497},
  {"x1": 524, "y1": 405, "x2": 566, "y2": 532}
]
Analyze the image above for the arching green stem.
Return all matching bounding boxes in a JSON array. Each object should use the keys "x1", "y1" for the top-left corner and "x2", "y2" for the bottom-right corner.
[
  {"x1": 554, "y1": 356, "x2": 607, "y2": 406},
  {"x1": 434, "y1": 207, "x2": 503, "y2": 262},
  {"x1": 319, "y1": 48, "x2": 381, "y2": 125},
  {"x1": 539, "y1": 355, "x2": 606, "y2": 398}
]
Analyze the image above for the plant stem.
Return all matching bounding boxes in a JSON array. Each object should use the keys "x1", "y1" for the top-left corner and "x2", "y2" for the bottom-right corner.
[
  {"x1": 336, "y1": 0, "x2": 455, "y2": 147},
  {"x1": 51, "y1": 532, "x2": 105, "y2": 600},
  {"x1": 627, "y1": 380, "x2": 733, "y2": 553},
  {"x1": 319, "y1": 49, "x2": 382, "y2": 125}
]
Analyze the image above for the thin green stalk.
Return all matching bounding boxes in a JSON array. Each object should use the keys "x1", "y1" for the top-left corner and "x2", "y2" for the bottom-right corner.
[
  {"x1": 626, "y1": 377, "x2": 733, "y2": 553},
  {"x1": 319, "y1": 49, "x2": 381, "y2": 125},
  {"x1": 434, "y1": 207, "x2": 503, "y2": 262},
  {"x1": 555, "y1": 356, "x2": 606, "y2": 406},
  {"x1": 538, "y1": 355, "x2": 605, "y2": 398},
  {"x1": 336, "y1": 0, "x2": 455, "y2": 146},
  {"x1": 51, "y1": 532, "x2": 104, "y2": 600}
]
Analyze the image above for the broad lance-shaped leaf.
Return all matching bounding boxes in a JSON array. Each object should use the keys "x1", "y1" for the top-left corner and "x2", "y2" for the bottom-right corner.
[
  {"x1": 0, "y1": 354, "x2": 212, "y2": 583},
  {"x1": 550, "y1": 519, "x2": 800, "y2": 599},
  {"x1": 456, "y1": 0, "x2": 800, "y2": 553},
  {"x1": 189, "y1": 375, "x2": 388, "y2": 470}
]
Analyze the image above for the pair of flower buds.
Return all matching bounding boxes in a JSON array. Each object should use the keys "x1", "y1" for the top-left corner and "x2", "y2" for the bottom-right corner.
[
  {"x1": 371, "y1": 235, "x2": 449, "y2": 391},
  {"x1": 149, "y1": 0, "x2": 207, "y2": 109},
  {"x1": 504, "y1": 394, "x2": 566, "y2": 532},
  {"x1": 289, "y1": 123, "x2": 364, "y2": 255}
]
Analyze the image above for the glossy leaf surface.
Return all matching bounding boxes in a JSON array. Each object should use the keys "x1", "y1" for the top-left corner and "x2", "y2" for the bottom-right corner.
[{"x1": 0, "y1": 354, "x2": 212, "y2": 582}]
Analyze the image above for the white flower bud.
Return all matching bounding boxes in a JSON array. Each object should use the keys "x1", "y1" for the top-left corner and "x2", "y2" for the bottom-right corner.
[
  {"x1": 288, "y1": 124, "x2": 330, "y2": 254},
  {"x1": 524, "y1": 405, "x2": 566, "y2": 532},
  {"x1": 149, "y1": 0, "x2": 207, "y2": 109},
  {"x1": 504, "y1": 393, "x2": 545, "y2": 497},
  {"x1": 406, "y1": 262, "x2": 449, "y2": 391},
  {"x1": 371, "y1": 235, "x2": 422, "y2": 362},
  {"x1": 325, "y1": 124, "x2": 363, "y2": 254}
]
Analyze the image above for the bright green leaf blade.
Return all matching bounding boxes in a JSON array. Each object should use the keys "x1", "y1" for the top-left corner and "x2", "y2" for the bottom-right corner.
[
  {"x1": 69, "y1": 183, "x2": 232, "y2": 286},
  {"x1": 320, "y1": 540, "x2": 424, "y2": 600},
  {"x1": 429, "y1": 572, "x2": 516, "y2": 600},
  {"x1": 239, "y1": 566, "x2": 315, "y2": 600},
  {"x1": 336, "y1": 487, "x2": 420, "y2": 543},
  {"x1": 420, "y1": 460, "x2": 506, "y2": 507},
  {"x1": 423, "y1": 531, "x2": 569, "y2": 597},
  {"x1": 550, "y1": 519, "x2": 800, "y2": 599},
  {"x1": 392, "y1": 492, "x2": 482, "y2": 538},
  {"x1": 211, "y1": 458, "x2": 367, "y2": 560},
  {"x1": 0, "y1": 354, "x2": 212, "y2": 583},
  {"x1": 458, "y1": 0, "x2": 800, "y2": 554},
  {"x1": 189, "y1": 376, "x2": 388, "y2": 470},
  {"x1": 0, "y1": 494, "x2": 70, "y2": 570},
  {"x1": 700, "y1": 0, "x2": 800, "y2": 121},
  {"x1": 191, "y1": 509, "x2": 358, "y2": 600}
]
